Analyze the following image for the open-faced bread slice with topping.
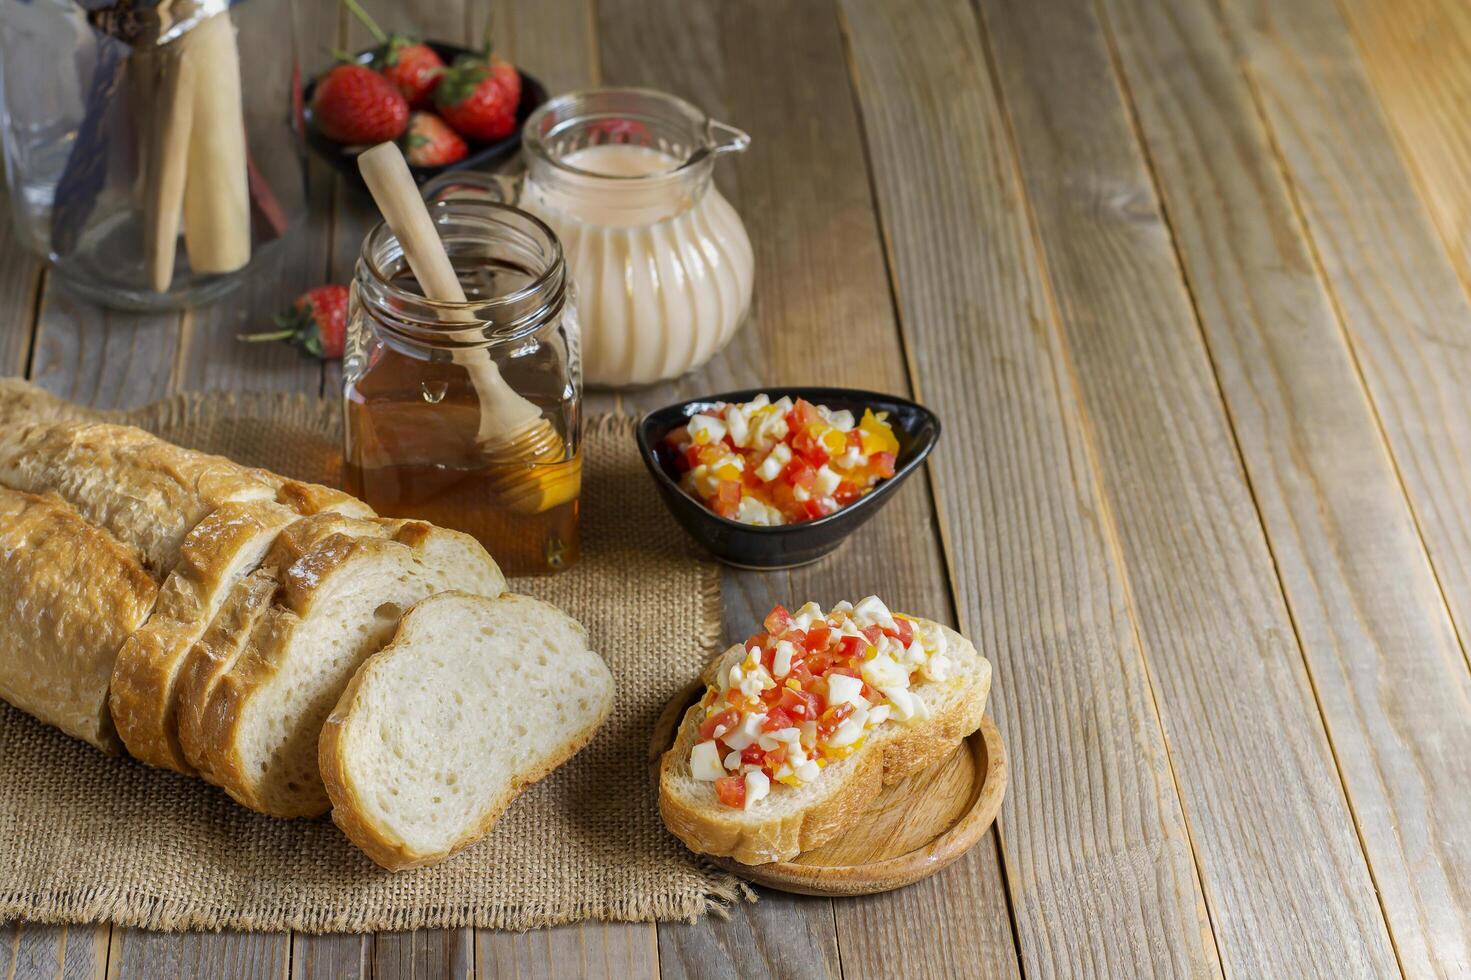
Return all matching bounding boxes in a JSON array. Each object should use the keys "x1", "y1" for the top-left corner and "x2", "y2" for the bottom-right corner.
[{"x1": 659, "y1": 597, "x2": 990, "y2": 865}]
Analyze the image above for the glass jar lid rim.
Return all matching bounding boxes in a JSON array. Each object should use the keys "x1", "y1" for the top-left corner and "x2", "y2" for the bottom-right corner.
[
  {"x1": 523, "y1": 86, "x2": 722, "y2": 181},
  {"x1": 360, "y1": 199, "x2": 564, "y2": 316}
]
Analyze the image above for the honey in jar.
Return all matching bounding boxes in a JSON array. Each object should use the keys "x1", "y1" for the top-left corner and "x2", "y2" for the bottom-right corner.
[{"x1": 342, "y1": 201, "x2": 581, "y2": 575}]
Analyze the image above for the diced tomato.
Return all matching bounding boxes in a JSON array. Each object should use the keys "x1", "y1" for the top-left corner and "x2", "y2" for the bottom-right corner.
[
  {"x1": 699, "y1": 708, "x2": 740, "y2": 741},
  {"x1": 892, "y1": 617, "x2": 914, "y2": 646},
  {"x1": 764, "y1": 745, "x2": 788, "y2": 770},
  {"x1": 712, "y1": 480, "x2": 742, "y2": 519},
  {"x1": 682, "y1": 446, "x2": 702, "y2": 470},
  {"x1": 872, "y1": 451, "x2": 896, "y2": 479},
  {"x1": 740, "y1": 743, "x2": 766, "y2": 766},
  {"x1": 860, "y1": 625, "x2": 884, "y2": 647},
  {"x1": 715, "y1": 774, "x2": 746, "y2": 808},
  {"x1": 791, "y1": 425, "x2": 830, "y2": 466},
  {"x1": 838, "y1": 634, "x2": 867, "y2": 660},
  {"x1": 763, "y1": 707, "x2": 795, "y2": 731},
  {"x1": 746, "y1": 631, "x2": 769, "y2": 652},
  {"x1": 834, "y1": 481, "x2": 863, "y2": 505},
  {"x1": 817, "y1": 702, "x2": 855, "y2": 737},
  {"x1": 785, "y1": 398, "x2": 822, "y2": 433},
  {"x1": 846, "y1": 430, "x2": 863, "y2": 453},
  {"x1": 802, "y1": 497, "x2": 829, "y2": 520},
  {"x1": 801, "y1": 624, "x2": 831, "y2": 652},
  {"x1": 782, "y1": 457, "x2": 817, "y2": 490},
  {"x1": 777, "y1": 686, "x2": 822, "y2": 720},
  {"x1": 764, "y1": 605, "x2": 792, "y2": 634},
  {"x1": 806, "y1": 648, "x2": 837, "y2": 675},
  {"x1": 827, "y1": 665, "x2": 860, "y2": 680},
  {"x1": 787, "y1": 659, "x2": 816, "y2": 688}
]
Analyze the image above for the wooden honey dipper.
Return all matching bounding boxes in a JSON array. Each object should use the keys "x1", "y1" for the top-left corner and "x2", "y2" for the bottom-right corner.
[{"x1": 358, "y1": 143, "x2": 580, "y2": 515}]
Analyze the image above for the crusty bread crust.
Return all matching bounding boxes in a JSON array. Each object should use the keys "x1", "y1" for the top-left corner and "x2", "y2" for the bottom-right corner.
[
  {"x1": 658, "y1": 620, "x2": 990, "y2": 864},
  {"x1": 0, "y1": 488, "x2": 158, "y2": 751},
  {"x1": 109, "y1": 500, "x2": 298, "y2": 772},
  {"x1": 319, "y1": 593, "x2": 613, "y2": 870}
]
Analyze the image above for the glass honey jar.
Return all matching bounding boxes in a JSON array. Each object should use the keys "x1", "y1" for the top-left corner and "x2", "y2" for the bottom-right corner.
[{"x1": 343, "y1": 200, "x2": 581, "y2": 575}]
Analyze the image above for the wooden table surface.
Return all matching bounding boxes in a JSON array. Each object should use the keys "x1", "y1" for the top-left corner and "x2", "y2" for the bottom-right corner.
[{"x1": 4, "y1": 0, "x2": 1471, "y2": 976}]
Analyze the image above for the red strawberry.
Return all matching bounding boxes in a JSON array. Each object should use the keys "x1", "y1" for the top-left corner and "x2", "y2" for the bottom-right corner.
[
  {"x1": 343, "y1": 0, "x2": 446, "y2": 108},
  {"x1": 433, "y1": 53, "x2": 522, "y2": 142},
  {"x1": 311, "y1": 64, "x2": 407, "y2": 145},
  {"x1": 240, "y1": 285, "x2": 350, "y2": 359},
  {"x1": 378, "y1": 39, "x2": 446, "y2": 109},
  {"x1": 403, "y1": 111, "x2": 467, "y2": 167}
]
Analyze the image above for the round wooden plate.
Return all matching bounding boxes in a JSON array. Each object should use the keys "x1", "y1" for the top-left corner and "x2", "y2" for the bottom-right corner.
[{"x1": 650, "y1": 680, "x2": 1008, "y2": 897}]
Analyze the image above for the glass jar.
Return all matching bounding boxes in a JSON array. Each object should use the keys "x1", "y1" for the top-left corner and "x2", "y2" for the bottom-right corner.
[
  {"x1": 0, "y1": 0, "x2": 306, "y2": 310},
  {"x1": 343, "y1": 200, "x2": 581, "y2": 576},
  {"x1": 422, "y1": 87, "x2": 753, "y2": 389}
]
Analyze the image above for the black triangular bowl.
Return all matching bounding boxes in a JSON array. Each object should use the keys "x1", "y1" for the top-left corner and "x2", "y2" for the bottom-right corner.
[
  {"x1": 302, "y1": 42, "x2": 548, "y2": 187},
  {"x1": 636, "y1": 388, "x2": 942, "y2": 569}
]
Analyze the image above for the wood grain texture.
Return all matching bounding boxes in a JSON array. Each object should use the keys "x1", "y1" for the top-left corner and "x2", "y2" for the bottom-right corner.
[
  {"x1": 290, "y1": 934, "x2": 367, "y2": 980},
  {"x1": 593, "y1": 0, "x2": 1021, "y2": 977},
  {"x1": 839, "y1": 0, "x2": 1216, "y2": 976},
  {"x1": 1209, "y1": 0, "x2": 1471, "y2": 686},
  {"x1": 106, "y1": 929, "x2": 287, "y2": 980},
  {"x1": 477, "y1": 922, "x2": 657, "y2": 980},
  {"x1": 1337, "y1": 0, "x2": 1471, "y2": 290},
  {"x1": 0, "y1": 191, "x2": 44, "y2": 374},
  {"x1": 2, "y1": 923, "x2": 107, "y2": 980},
  {"x1": 373, "y1": 931, "x2": 472, "y2": 980},
  {"x1": 974, "y1": 0, "x2": 1400, "y2": 975},
  {"x1": 1097, "y1": 0, "x2": 1471, "y2": 973}
]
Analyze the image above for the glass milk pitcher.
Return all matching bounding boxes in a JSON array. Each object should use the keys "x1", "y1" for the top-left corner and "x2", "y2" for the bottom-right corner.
[{"x1": 423, "y1": 88, "x2": 754, "y2": 388}]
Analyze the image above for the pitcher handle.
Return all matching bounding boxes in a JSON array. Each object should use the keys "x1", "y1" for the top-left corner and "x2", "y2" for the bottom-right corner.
[
  {"x1": 420, "y1": 170, "x2": 525, "y2": 206},
  {"x1": 707, "y1": 120, "x2": 751, "y2": 156}
]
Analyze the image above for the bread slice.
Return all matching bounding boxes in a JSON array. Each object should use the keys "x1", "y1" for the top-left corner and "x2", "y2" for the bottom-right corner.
[
  {"x1": 658, "y1": 617, "x2": 990, "y2": 864},
  {"x1": 0, "y1": 487, "x2": 158, "y2": 751},
  {"x1": 189, "y1": 519, "x2": 507, "y2": 817},
  {"x1": 0, "y1": 420, "x2": 371, "y2": 577},
  {"x1": 108, "y1": 500, "x2": 300, "y2": 772},
  {"x1": 319, "y1": 592, "x2": 614, "y2": 870}
]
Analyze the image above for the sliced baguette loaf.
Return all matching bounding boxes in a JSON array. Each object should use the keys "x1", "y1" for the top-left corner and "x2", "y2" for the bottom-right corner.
[
  {"x1": 108, "y1": 500, "x2": 299, "y2": 772},
  {"x1": 0, "y1": 420, "x2": 371, "y2": 577},
  {"x1": 190, "y1": 519, "x2": 507, "y2": 817},
  {"x1": 658, "y1": 617, "x2": 990, "y2": 865},
  {"x1": 319, "y1": 592, "x2": 614, "y2": 870},
  {"x1": 0, "y1": 487, "x2": 158, "y2": 750}
]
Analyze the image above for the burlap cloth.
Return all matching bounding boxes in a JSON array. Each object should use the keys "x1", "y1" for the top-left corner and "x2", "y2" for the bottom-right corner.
[{"x1": 0, "y1": 386, "x2": 750, "y2": 933}]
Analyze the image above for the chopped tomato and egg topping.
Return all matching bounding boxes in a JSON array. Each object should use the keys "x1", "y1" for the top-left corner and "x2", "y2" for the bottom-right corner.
[
  {"x1": 665, "y1": 395, "x2": 900, "y2": 525},
  {"x1": 688, "y1": 597, "x2": 952, "y2": 810}
]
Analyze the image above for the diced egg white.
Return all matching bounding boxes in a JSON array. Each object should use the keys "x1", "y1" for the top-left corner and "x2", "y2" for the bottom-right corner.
[
  {"x1": 772, "y1": 640, "x2": 796, "y2": 678},
  {"x1": 831, "y1": 599, "x2": 854, "y2": 615},
  {"x1": 735, "y1": 496, "x2": 781, "y2": 526},
  {"x1": 882, "y1": 686, "x2": 920, "y2": 720},
  {"x1": 835, "y1": 443, "x2": 865, "y2": 469},
  {"x1": 852, "y1": 595, "x2": 897, "y2": 631},
  {"x1": 726, "y1": 407, "x2": 750, "y2": 447},
  {"x1": 800, "y1": 720, "x2": 818, "y2": 745},
  {"x1": 688, "y1": 413, "x2": 727, "y2": 445},
  {"x1": 793, "y1": 484, "x2": 811, "y2": 502},
  {"x1": 754, "y1": 442, "x2": 792, "y2": 481},
  {"x1": 791, "y1": 601, "x2": 825, "y2": 631},
  {"x1": 691, "y1": 740, "x2": 724, "y2": 781},
  {"x1": 818, "y1": 405, "x2": 857, "y2": 431},
  {"x1": 862, "y1": 653, "x2": 909, "y2": 690},
  {"x1": 921, "y1": 653, "x2": 952, "y2": 682},
  {"x1": 771, "y1": 395, "x2": 794, "y2": 415},
  {"x1": 738, "y1": 662, "x2": 776, "y2": 699},
  {"x1": 796, "y1": 760, "x2": 821, "y2": 782},
  {"x1": 901, "y1": 638, "x2": 927, "y2": 665},
  {"x1": 814, "y1": 465, "x2": 842, "y2": 497},
  {"x1": 828, "y1": 718, "x2": 864, "y2": 747},
  {"x1": 868, "y1": 704, "x2": 892, "y2": 727},
  {"x1": 722, "y1": 712, "x2": 765, "y2": 750},
  {"x1": 826, "y1": 673, "x2": 866, "y2": 707},
  {"x1": 757, "y1": 726, "x2": 802, "y2": 751},
  {"x1": 744, "y1": 770, "x2": 770, "y2": 809},
  {"x1": 723, "y1": 750, "x2": 742, "y2": 770}
]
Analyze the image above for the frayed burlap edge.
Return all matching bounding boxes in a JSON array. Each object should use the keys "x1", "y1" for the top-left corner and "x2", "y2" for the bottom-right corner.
[{"x1": 0, "y1": 381, "x2": 750, "y2": 933}]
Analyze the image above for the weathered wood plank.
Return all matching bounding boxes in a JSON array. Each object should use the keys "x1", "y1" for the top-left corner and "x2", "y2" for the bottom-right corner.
[
  {"x1": 106, "y1": 930, "x2": 288, "y2": 980},
  {"x1": 0, "y1": 190, "x2": 45, "y2": 374},
  {"x1": 839, "y1": 0, "x2": 1216, "y2": 976},
  {"x1": 1095, "y1": 0, "x2": 1471, "y2": 973},
  {"x1": 973, "y1": 0, "x2": 1400, "y2": 975},
  {"x1": 1337, "y1": 0, "x2": 1471, "y2": 290},
  {"x1": 290, "y1": 934, "x2": 368, "y2": 980},
  {"x1": 1210, "y1": 0, "x2": 1471, "y2": 687},
  {"x1": 372, "y1": 931, "x2": 472, "y2": 980},
  {"x1": 2, "y1": 922, "x2": 108, "y2": 980},
  {"x1": 477, "y1": 922, "x2": 657, "y2": 980}
]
